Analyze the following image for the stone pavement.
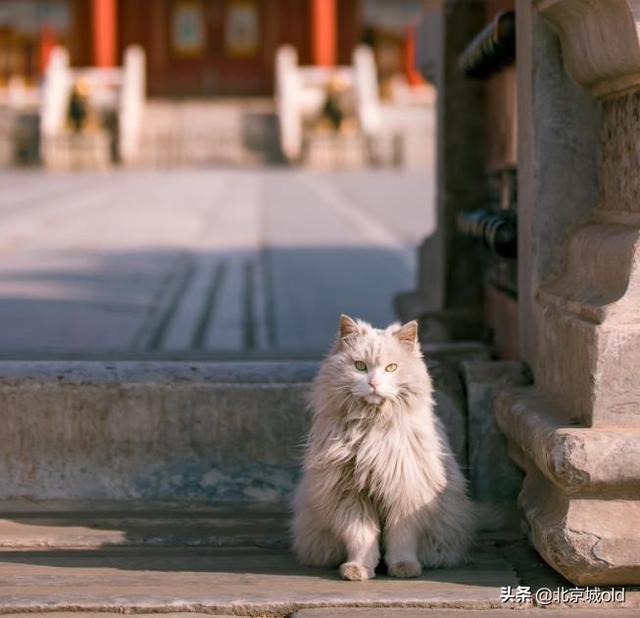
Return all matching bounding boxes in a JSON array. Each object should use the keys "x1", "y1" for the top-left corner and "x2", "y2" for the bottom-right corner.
[
  {"x1": 0, "y1": 169, "x2": 434, "y2": 359},
  {"x1": 0, "y1": 501, "x2": 636, "y2": 617}
]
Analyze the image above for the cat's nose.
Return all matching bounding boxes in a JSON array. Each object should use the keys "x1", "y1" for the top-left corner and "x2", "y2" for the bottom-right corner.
[{"x1": 368, "y1": 377, "x2": 379, "y2": 389}]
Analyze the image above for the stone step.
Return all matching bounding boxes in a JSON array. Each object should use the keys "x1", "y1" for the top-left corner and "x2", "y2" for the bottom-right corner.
[
  {"x1": 0, "y1": 503, "x2": 635, "y2": 615},
  {"x1": 0, "y1": 615, "x2": 228, "y2": 618},
  {"x1": 0, "y1": 357, "x2": 479, "y2": 502},
  {"x1": 0, "y1": 502, "x2": 519, "y2": 615},
  {"x1": 0, "y1": 361, "x2": 313, "y2": 502},
  {"x1": 0, "y1": 500, "x2": 289, "y2": 549},
  {"x1": 293, "y1": 610, "x2": 640, "y2": 617},
  {"x1": 0, "y1": 543, "x2": 517, "y2": 615},
  {"x1": 3, "y1": 613, "x2": 633, "y2": 618},
  {"x1": 0, "y1": 609, "x2": 635, "y2": 618},
  {"x1": 138, "y1": 98, "x2": 282, "y2": 166}
]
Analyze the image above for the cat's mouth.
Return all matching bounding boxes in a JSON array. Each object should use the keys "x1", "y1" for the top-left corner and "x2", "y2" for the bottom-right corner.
[{"x1": 364, "y1": 393, "x2": 384, "y2": 405}]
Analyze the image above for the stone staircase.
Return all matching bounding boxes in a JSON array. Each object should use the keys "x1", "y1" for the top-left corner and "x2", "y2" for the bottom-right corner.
[
  {"x1": 137, "y1": 99, "x2": 283, "y2": 167},
  {"x1": 133, "y1": 99, "x2": 433, "y2": 171},
  {"x1": 0, "y1": 359, "x2": 636, "y2": 615}
]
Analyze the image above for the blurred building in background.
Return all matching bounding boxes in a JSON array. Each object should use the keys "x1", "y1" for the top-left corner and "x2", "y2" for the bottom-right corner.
[
  {"x1": 1, "y1": 0, "x2": 427, "y2": 97},
  {"x1": 0, "y1": 0, "x2": 434, "y2": 169}
]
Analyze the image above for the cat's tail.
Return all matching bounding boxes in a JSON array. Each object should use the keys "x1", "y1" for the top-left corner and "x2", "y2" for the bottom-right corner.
[{"x1": 474, "y1": 501, "x2": 519, "y2": 531}]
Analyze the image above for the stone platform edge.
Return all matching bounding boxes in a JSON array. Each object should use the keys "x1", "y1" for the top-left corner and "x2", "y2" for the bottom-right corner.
[{"x1": 0, "y1": 360, "x2": 320, "y2": 386}]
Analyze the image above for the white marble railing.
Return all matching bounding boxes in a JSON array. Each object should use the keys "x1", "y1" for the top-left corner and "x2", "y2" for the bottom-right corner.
[
  {"x1": 275, "y1": 44, "x2": 381, "y2": 162},
  {"x1": 40, "y1": 45, "x2": 146, "y2": 165}
]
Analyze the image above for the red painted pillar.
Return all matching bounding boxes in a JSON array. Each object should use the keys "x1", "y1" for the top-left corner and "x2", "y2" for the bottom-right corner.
[
  {"x1": 404, "y1": 24, "x2": 423, "y2": 87},
  {"x1": 311, "y1": 0, "x2": 336, "y2": 66},
  {"x1": 92, "y1": 0, "x2": 117, "y2": 67},
  {"x1": 39, "y1": 25, "x2": 57, "y2": 73}
]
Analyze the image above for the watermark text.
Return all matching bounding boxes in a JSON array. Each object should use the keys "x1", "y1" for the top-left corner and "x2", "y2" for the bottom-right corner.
[{"x1": 500, "y1": 585, "x2": 625, "y2": 605}]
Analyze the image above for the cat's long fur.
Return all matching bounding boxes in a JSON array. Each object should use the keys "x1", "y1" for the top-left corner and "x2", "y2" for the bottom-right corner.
[{"x1": 292, "y1": 315, "x2": 475, "y2": 581}]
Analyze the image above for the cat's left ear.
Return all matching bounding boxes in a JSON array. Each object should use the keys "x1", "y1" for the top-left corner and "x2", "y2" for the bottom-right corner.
[
  {"x1": 394, "y1": 320, "x2": 419, "y2": 351},
  {"x1": 337, "y1": 314, "x2": 363, "y2": 348},
  {"x1": 339, "y1": 314, "x2": 360, "y2": 340}
]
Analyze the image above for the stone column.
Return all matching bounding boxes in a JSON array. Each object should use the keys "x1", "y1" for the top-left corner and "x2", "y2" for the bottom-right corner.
[
  {"x1": 496, "y1": 0, "x2": 640, "y2": 585},
  {"x1": 396, "y1": 0, "x2": 486, "y2": 336}
]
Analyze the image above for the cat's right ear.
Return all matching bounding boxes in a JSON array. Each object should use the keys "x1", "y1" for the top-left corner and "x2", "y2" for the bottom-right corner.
[
  {"x1": 394, "y1": 320, "x2": 419, "y2": 352},
  {"x1": 338, "y1": 314, "x2": 360, "y2": 345}
]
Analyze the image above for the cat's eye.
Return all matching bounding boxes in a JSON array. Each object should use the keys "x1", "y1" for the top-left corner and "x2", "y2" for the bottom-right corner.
[
  {"x1": 354, "y1": 361, "x2": 367, "y2": 371},
  {"x1": 385, "y1": 363, "x2": 398, "y2": 373}
]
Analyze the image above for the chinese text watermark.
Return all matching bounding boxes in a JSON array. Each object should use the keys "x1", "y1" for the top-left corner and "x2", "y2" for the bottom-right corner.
[{"x1": 500, "y1": 585, "x2": 625, "y2": 605}]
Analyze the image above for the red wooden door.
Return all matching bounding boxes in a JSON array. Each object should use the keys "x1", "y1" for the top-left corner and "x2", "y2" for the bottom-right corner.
[{"x1": 119, "y1": 0, "x2": 313, "y2": 97}]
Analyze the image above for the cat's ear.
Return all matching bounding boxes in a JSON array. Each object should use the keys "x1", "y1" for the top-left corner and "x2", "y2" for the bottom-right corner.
[
  {"x1": 394, "y1": 320, "x2": 419, "y2": 350},
  {"x1": 339, "y1": 314, "x2": 360, "y2": 341}
]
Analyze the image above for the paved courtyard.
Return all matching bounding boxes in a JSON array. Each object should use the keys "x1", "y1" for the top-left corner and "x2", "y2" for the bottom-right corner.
[{"x1": 0, "y1": 169, "x2": 434, "y2": 358}]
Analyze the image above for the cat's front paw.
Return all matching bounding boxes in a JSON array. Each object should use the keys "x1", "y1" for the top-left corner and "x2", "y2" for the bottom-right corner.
[
  {"x1": 339, "y1": 561, "x2": 374, "y2": 581},
  {"x1": 388, "y1": 560, "x2": 422, "y2": 578}
]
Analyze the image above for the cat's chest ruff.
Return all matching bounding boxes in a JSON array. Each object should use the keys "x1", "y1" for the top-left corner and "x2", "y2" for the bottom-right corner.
[
  {"x1": 345, "y1": 416, "x2": 445, "y2": 501},
  {"x1": 350, "y1": 422, "x2": 413, "y2": 481}
]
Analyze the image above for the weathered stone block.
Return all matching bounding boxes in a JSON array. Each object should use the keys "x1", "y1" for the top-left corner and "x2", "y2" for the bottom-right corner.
[
  {"x1": 537, "y1": 222, "x2": 640, "y2": 427},
  {"x1": 461, "y1": 361, "x2": 529, "y2": 502},
  {"x1": 423, "y1": 341, "x2": 490, "y2": 366},
  {"x1": 428, "y1": 360, "x2": 467, "y2": 468},
  {"x1": 496, "y1": 387, "x2": 640, "y2": 584},
  {"x1": 0, "y1": 362, "x2": 316, "y2": 501}
]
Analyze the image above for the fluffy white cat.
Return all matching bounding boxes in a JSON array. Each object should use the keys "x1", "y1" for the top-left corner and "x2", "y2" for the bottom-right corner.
[{"x1": 292, "y1": 314, "x2": 475, "y2": 581}]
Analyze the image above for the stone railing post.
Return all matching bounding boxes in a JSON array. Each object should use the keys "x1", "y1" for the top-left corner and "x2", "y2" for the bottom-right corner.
[
  {"x1": 119, "y1": 45, "x2": 146, "y2": 165},
  {"x1": 40, "y1": 46, "x2": 71, "y2": 141},
  {"x1": 352, "y1": 45, "x2": 381, "y2": 139},
  {"x1": 275, "y1": 45, "x2": 302, "y2": 162},
  {"x1": 496, "y1": 0, "x2": 640, "y2": 584}
]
